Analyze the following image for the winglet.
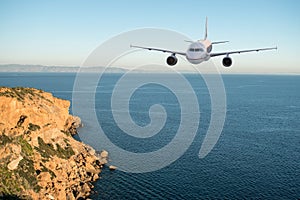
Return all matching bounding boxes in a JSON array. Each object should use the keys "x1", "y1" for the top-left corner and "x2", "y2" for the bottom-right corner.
[{"x1": 204, "y1": 17, "x2": 208, "y2": 40}]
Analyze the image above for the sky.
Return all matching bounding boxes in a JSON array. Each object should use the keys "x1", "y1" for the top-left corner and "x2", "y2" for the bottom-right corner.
[{"x1": 0, "y1": 0, "x2": 300, "y2": 73}]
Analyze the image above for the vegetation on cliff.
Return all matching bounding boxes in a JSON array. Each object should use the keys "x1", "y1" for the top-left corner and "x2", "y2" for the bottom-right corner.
[
  {"x1": 0, "y1": 87, "x2": 108, "y2": 200},
  {"x1": 0, "y1": 87, "x2": 51, "y2": 103}
]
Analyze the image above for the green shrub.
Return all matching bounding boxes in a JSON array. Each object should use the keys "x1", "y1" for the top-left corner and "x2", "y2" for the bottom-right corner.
[
  {"x1": 28, "y1": 123, "x2": 40, "y2": 131},
  {"x1": 35, "y1": 137, "x2": 74, "y2": 159},
  {"x1": 0, "y1": 134, "x2": 11, "y2": 146}
]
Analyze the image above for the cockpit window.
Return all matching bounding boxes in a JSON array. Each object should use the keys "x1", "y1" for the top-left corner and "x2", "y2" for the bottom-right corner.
[
  {"x1": 195, "y1": 48, "x2": 203, "y2": 52},
  {"x1": 190, "y1": 48, "x2": 203, "y2": 52}
]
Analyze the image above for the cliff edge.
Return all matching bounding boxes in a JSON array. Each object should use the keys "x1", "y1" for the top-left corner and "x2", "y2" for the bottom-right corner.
[{"x1": 0, "y1": 87, "x2": 107, "y2": 199}]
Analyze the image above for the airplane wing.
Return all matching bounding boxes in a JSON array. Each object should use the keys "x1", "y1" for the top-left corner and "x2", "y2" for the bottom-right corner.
[
  {"x1": 130, "y1": 45, "x2": 186, "y2": 56},
  {"x1": 210, "y1": 47, "x2": 277, "y2": 57}
]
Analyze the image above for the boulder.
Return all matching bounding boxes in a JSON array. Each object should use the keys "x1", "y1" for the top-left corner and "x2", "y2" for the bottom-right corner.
[
  {"x1": 7, "y1": 155, "x2": 23, "y2": 170},
  {"x1": 100, "y1": 150, "x2": 108, "y2": 158},
  {"x1": 109, "y1": 165, "x2": 117, "y2": 171}
]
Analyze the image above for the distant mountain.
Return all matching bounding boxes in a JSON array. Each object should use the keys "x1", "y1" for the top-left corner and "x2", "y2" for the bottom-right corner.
[
  {"x1": 0, "y1": 64, "x2": 217, "y2": 74},
  {"x1": 0, "y1": 64, "x2": 128, "y2": 73}
]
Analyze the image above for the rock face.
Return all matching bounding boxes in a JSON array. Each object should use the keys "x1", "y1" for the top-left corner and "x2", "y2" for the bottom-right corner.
[{"x1": 0, "y1": 87, "x2": 107, "y2": 199}]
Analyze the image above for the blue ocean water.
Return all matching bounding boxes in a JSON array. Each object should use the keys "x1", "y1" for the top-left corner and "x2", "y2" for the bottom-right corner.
[{"x1": 0, "y1": 73, "x2": 299, "y2": 199}]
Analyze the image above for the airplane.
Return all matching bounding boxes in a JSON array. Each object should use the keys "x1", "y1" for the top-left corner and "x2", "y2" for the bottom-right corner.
[{"x1": 130, "y1": 18, "x2": 277, "y2": 67}]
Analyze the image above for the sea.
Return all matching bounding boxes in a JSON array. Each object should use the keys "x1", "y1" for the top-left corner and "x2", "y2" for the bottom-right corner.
[{"x1": 0, "y1": 73, "x2": 299, "y2": 199}]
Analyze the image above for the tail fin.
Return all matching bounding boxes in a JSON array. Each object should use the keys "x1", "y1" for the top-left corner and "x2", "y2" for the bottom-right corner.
[{"x1": 204, "y1": 17, "x2": 208, "y2": 40}]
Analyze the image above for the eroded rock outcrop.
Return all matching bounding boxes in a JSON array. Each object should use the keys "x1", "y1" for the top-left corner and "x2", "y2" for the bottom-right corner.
[{"x1": 0, "y1": 87, "x2": 107, "y2": 199}]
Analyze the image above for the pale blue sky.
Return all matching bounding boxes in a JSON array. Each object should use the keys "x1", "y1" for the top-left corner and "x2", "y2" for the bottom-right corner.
[{"x1": 0, "y1": 0, "x2": 299, "y2": 73}]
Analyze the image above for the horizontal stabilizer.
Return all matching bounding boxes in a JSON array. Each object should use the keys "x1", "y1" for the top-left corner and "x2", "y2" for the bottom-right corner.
[{"x1": 212, "y1": 41, "x2": 229, "y2": 45}]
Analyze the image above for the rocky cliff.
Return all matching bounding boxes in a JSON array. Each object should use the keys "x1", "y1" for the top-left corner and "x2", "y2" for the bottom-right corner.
[{"x1": 0, "y1": 87, "x2": 108, "y2": 199}]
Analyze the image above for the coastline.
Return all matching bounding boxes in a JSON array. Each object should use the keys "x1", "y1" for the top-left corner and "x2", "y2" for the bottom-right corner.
[{"x1": 0, "y1": 87, "x2": 107, "y2": 199}]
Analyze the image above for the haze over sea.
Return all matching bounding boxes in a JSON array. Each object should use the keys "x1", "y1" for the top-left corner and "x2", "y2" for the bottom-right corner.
[{"x1": 0, "y1": 73, "x2": 299, "y2": 199}]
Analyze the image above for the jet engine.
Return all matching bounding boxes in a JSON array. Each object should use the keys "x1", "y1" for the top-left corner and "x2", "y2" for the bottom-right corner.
[
  {"x1": 166, "y1": 54, "x2": 178, "y2": 66},
  {"x1": 222, "y1": 56, "x2": 232, "y2": 67}
]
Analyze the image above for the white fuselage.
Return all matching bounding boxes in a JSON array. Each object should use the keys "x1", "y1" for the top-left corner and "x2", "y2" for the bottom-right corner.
[{"x1": 186, "y1": 40, "x2": 212, "y2": 64}]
